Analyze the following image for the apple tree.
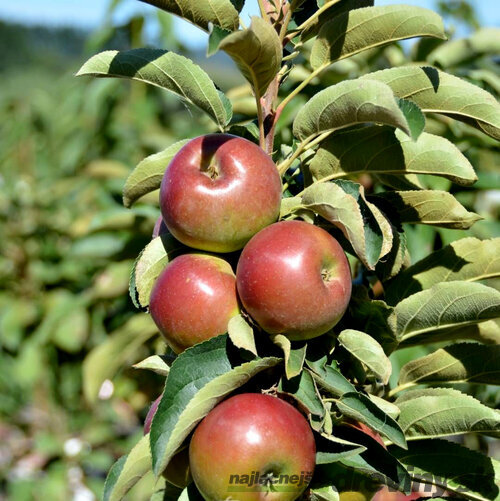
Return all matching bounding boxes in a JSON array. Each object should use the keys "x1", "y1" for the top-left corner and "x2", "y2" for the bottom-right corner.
[{"x1": 77, "y1": 0, "x2": 500, "y2": 499}]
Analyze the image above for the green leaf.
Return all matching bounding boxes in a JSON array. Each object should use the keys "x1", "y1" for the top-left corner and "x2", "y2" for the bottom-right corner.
[
  {"x1": 133, "y1": 355, "x2": 171, "y2": 376},
  {"x1": 311, "y1": 486, "x2": 340, "y2": 501},
  {"x1": 361, "y1": 66, "x2": 500, "y2": 140},
  {"x1": 278, "y1": 369, "x2": 325, "y2": 419},
  {"x1": 346, "y1": 288, "x2": 398, "y2": 354},
  {"x1": 150, "y1": 334, "x2": 281, "y2": 476},
  {"x1": 369, "y1": 395, "x2": 400, "y2": 420},
  {"x1": 310, "y1": 5, "x2": 445, "y2": 70},
  {"x1": 129, "y1": 233, "x2": 186, "y2": 309},
  {"x1": 391, "y1": 281, "x2": 500, "y2": 344},
  {"x1": 396, "y1": 387, "x2": 500, "y2": 440},
  {"x1": 139, "y1": 0, "x2": 239, "y2": 31},
  {"x1": 213, "y1": 16, "x2": 282, "y2": 96},
  {"x1": 307, "y1": 361, "x2": 357, "y2": 399},
  {"x1": 391, "y1": 439, "x2": 500, "y2": 501},
  {"x1": 374, "y1": 190, "x2": 481, "y2": 229},
  {"x1": 397, "y1": 98, "x2": 425, "y2": 141},
  {"x1": 398, "y1": 342, "x2": 500, "y2": 387},
  {"x1": 207, "y1": 25, "x2": 232, "y2": 56},
  {"x1": 288, "y1": 181, "x2": 391, "y2": 269},
  {"x1": 428, "y1": 27, "x2": 500, "y2": 68},
  {"x1": 103, "y1": 434, "x2": 150, "y2": 501},
  {"x1": 337, "y1": 330, "x2": 391, "y2": 384},
  {"x1": 227, "y1": 314, "x2": 257, "y2": 356},
  {"x1": 77, "y1": 49, "x2": 232, "y2": 129},
  {"x1": 443, "y1": 319, "x2": 500, "y2": 346},
  {"x1": 315, "y1": 433, "x2": 367, "y2": 465},
  {"x1": 123, "y1": 139, "x2": 189, "y2": 208},
  {"x1": 336, "y1": 392, "x2": 407, "y2": 449},
  {"x1": 299, "y1": 0, "x2": 374, "y2": 42},
  {"x1": 83, "y1": 315, "x2": 158, "y2": 404},
  {"x1": 272, "y1": 334, "x2": 307, "y2": 379},
  {"x1": 313, "y1": 426, "x2": 411, "y2": 492},
  {"x1": 385, "y1": 237, "x2": 500, "y2": 305},
  {"x1": 293, "y1": 78, "x2": 411, "y2": 142}
]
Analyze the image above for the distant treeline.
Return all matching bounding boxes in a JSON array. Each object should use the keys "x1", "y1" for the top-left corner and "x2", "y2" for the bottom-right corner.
[{"x1": 0, "y1": 19, "x2": 133, "y2": 72}]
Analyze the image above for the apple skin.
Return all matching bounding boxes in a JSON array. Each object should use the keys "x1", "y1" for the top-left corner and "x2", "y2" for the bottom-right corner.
[
  {"x1": 160, "y1": 134, "x2": 282, "y2": 253},
  {"x1": 236, "y1": 220, "x2": 352, "y2": 340},
  {"x1": 189, "y1": 393, "x2": 316, "y2": 501},
  {"x1": 144, "y1": 396, "x2": 192, "y2": 488},
  {"x1": 149, "y1": 253, "x2": 240, "y2": 353}
]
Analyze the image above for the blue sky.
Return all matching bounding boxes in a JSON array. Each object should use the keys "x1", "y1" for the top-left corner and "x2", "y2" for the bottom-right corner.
[{"x1": 1, "y1": 0, "x2": 499, "y2": 49}]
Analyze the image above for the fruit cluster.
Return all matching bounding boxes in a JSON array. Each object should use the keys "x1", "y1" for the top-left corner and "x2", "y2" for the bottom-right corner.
[{"x1": 146, "y1": 134, "x2": 353, "y2": 500}]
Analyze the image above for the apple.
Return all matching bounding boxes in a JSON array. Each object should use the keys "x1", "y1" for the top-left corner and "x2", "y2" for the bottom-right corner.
[
  {"x1": 189, "y1": 393, "x2": 316, "y2": 501},
  {"x1": 144, "y1": 396, "x2": 191, "y2": 488},
  {"x1": 160, "y1": 134, "x2": 282, "y2": 253},
  {"x1": 149, "y1": 253, "x2": 240, "y2": 353},
  {"x1": 236, "y1": 220, "x2": 351, "y2": 340}
]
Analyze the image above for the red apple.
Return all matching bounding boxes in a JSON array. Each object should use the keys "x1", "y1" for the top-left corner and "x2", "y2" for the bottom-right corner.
[
  {"x1": 236, "y1": 220, "x2": 351, "y2": 340},
  {"x1": 149, "y1": 253, "x2": 240, "y2": 353},
  {"x1": 144, "y1": 396, "x2": 191, "y2": 488},
  {"x1": 160, "y1": 134, "x2": 282, "y2": 253},
  {"x1": 189, "y1": 393, "x2": 316, "y2": 501}
]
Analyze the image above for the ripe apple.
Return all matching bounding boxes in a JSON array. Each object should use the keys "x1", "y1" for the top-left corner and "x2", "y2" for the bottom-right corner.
[
  {"x1": 144, "y1": 396, "x2": 191, "y2": 488},
  {"x1": 149, "y1": 253, "x2": 240, "y2": 353},
  {"x1": 236, "y1": 220, "x2": 351, "y2": 340},
  {"x1": 189, "y1": 393, "x2": 316, "y2": 501},
  {"x1": 160, "y1": 134, "x2": 282, "y2": 253}
]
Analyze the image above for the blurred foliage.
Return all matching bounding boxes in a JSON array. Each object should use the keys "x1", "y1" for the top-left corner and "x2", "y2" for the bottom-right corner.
[{"x1": 0, "y1": 0, "x2": 498, "y2": 499}]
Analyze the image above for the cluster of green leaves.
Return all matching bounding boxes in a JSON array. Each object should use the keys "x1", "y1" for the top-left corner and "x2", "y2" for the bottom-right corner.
[{"x1": 75, "y1": 0, "x2": 500, "y2": 500}]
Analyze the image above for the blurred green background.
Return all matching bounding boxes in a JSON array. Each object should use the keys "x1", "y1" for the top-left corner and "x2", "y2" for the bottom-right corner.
[{"x1": 0, "y1": 1, "x2": 498, "y2": 499}]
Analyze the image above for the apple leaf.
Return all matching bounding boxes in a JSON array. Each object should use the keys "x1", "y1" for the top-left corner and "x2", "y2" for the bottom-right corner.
[
  {"x1": 122, "y1": 139, "x2": 189, "y2": 208},
  {"x1": 391, "y1": 281, "x2": 500, "y2": 345},
  {"x1": 395, "y1": 387, "x2": 500, "y2": 440},
  {"x1": 293, "y1": 78, "x2": 411, "y2": 142},
  {"x1": 288, "y1": 180, "x2": 392, "y2": 270},
  {"x1": 133, "y1": 355, "x2": 171, "y2": 377},
  {"x1": 306, "y1": 363, "x2": 357, "y2": 399},
  {"x1": 436, "y1": 319, "x2": 500, "y2": 346},
  {"x1": 129, "y1": 233, "x2": 186, "y2": 309},
  {"x1": 103, "y1": 434, "x2": 151, "y2": 501},
  {"x1": 138, "y1": 0, "x2": 239, "y2": 32},
  {"x1": 212, "y1": 16, "x2": 282, "y2": 97},
  {"x1": 315, "y1": 433, "x2": 367, "y2": 466},
  {"x1": 375, "y1": 221, "x2": 408, "y2": 282},
  {"x1": 150, "y1": 334, "x2": 281, "y2": 476},
  {"x1": 337, "y1": 330, "x2": 392, "y2": 384},
  {"x1": 361, "y1": 66, "x2": 500, "y2": 140},
  {"x1": 373, "y1": 190, "x2": 481, "y2": 229},
  {"x1": 336, "y1": 392, "x2": 407, "y2": 449},
  {"x1": 398, "y1": 342, "x2": 500, "y2": 387},
  {"x1": 82, "y1": 315, "x2": 158, "y2": 404},
  {"x1": 77, "y1": 49, "x2": 232, "y2": 129},
  {"x1": 428, "y1": 27, "x2": 500, "y2": 69},
  {"x1": 369, "y1": 395, "x2": 400, "y2": 420},
  {"x1": 227, "y1": 314, "x2": 257, "y2": 356},
  {"x1": 385, "y1": 237, "x2": 500, "y2": 305},
  {"x1": 272, "y1": 334, "x2": 307, "y2": 379},
  {"x1": 312, "y1": 426, "x2": 411, "y2": 493},
  {"x1": 310, "y1": 5, "x2": 445, "y2": 70},
  {"x1": 345, "y1": 288, "x2": 398, "y2": 354},
  {"x1": 397, "y1": 98, "x2": 426, "y2": 141},
  {"x1": 390, "y1": 439, "x2": 500, "y2": 501},
  {"x1": 298, "y1": 0, "x2": 374, "y2": 42},
  {"x1": 278, "y1": 369, "x2": 325, "y2": 419},
  {"x1": 310, "y1": 486, "x2": 339, "y2": 501}
]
